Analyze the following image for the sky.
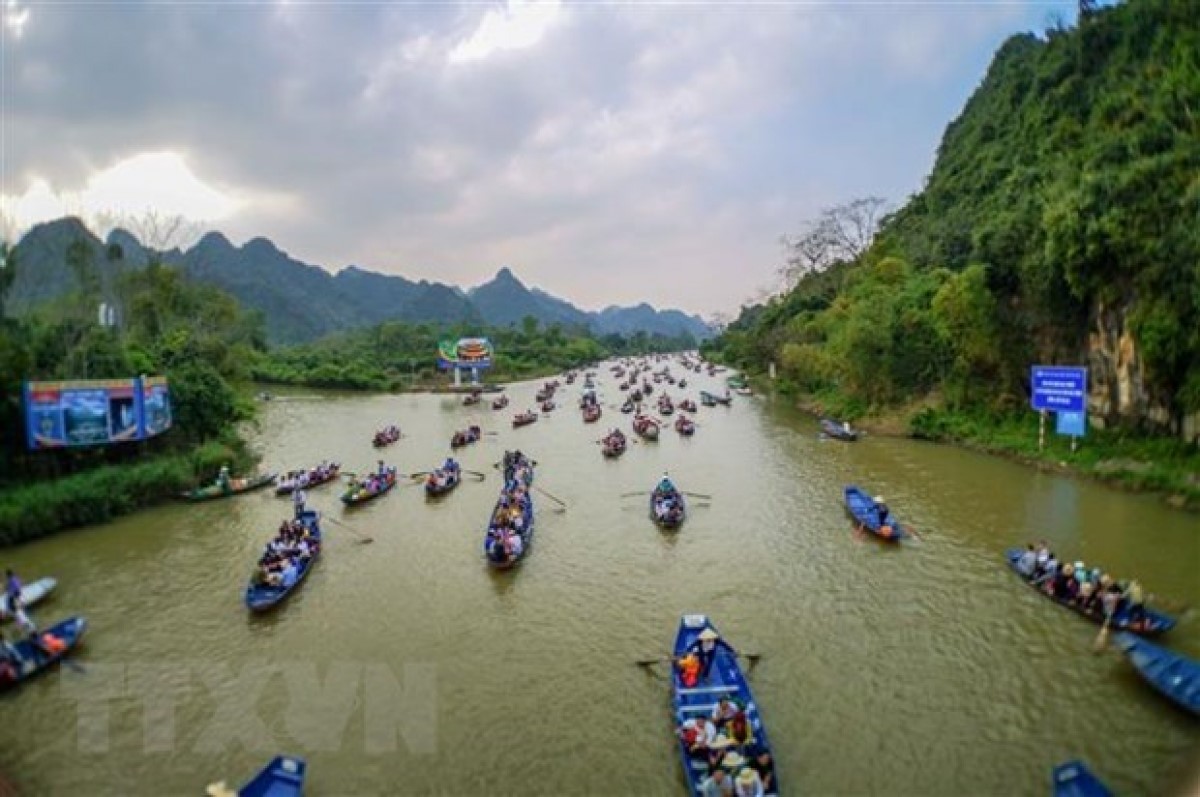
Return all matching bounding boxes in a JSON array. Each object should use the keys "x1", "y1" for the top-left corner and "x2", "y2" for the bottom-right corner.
[{"x1": 1, "y1": 0, "x2": 1077, "y2": 318}]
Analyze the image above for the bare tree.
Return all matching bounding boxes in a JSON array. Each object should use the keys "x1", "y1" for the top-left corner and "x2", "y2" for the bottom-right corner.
[
  {"x1": 92, "y1": 210, "x2": 202, "y2": 254},
  {"x1": 779, "y1": 197, "x2": 889, "y2": 290}
]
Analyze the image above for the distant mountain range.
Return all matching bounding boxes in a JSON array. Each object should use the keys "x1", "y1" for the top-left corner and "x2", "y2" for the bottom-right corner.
[{"x1": 6, "y1": 218, "x2": 712, "y2": 344}]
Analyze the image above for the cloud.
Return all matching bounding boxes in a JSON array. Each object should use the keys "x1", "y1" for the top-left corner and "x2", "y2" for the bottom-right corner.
[
  {"x1": 1, "y1": 2, "x2": 1070, "y2": 314},
  {"x1": 449, "y1": 0, "x2": 563, "y2": 64}
]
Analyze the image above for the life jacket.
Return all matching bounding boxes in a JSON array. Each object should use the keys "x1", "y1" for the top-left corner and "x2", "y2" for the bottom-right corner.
[
  {"x1": 679, "y1": 654, "x2": 700, "y2": 687},
  {"x1": 41, "y1": 633, "x2": 66, "y2": 654}
]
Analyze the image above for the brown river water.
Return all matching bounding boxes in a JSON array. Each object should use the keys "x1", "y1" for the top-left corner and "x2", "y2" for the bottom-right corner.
[{"x1": 1, "y1": 362, "x2": 1197, "y2": 796}]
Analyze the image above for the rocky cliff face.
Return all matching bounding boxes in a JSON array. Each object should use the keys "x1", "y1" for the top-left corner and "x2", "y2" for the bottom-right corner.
[{"x1": 1088, "y1": 299, "x2": 1198, "y2": 443}]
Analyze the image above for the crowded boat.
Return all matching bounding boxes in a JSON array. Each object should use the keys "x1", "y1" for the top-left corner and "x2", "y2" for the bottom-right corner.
[
  {"x1": 372, "y1": 425, "x2": 401, "y2": 447},
  {"x1": 601, "y1": 429, "x2": 627, "y2": 458},
  {"x1": 451, "y1": 425, "x2": 482, "y2": 449},
  {"x1": 484, "y1": 451, "x2": 535, "y2": 568},
  {"x1": 425, "y1": 458, "x2": 462, "y2": 497},
  {"x1": 651, "y1": 475, "x2": 686, "y2": 528},
  {"x1": 274, "y1": 462, "x2": 340, "y2": 495}
]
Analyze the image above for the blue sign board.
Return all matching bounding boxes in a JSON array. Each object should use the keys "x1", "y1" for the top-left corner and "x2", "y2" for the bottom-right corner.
[
  {"x1": 1056, "y1": 411, "x2": 1087, "y2": 437},
  {"x1": 1031, "y1": 366, "x2": 1087, "y2": 412},
  {"x1": 24, "y1": 376, "x2": 171, "y2": 450}
]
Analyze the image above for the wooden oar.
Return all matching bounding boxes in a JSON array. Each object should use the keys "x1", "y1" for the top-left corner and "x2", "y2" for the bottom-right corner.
[
  {"x1": 533, "y1": 485, "x2": 568, "y2": 509},
  {"x1": 683, "y1": 492, "x2": 712, "y2": 499},
  {"x1": 322, "y1": 514, "x2": 374, "y2": 544},
  {"x1": 621, "y1": 491, "x2": 649, "y2": 498},
  {"x1": 635, "y1": 651, "x2": 762, "y2": 667},
  {"x1": 1147, "y1": 594, "x2": 1192, "y2": 616},
  {"x1": 463, "y1": 470, "x2": 487, "y2": 481},
  {"x1": 1093, "y1": 613, "x2": 1112, "y2": 654},
  {"x1": 408, "y1": 471, "x2": 430, "y2": 479},
  {"x1": 61, "y1": 657, "x2": 86, "y2": 674}
]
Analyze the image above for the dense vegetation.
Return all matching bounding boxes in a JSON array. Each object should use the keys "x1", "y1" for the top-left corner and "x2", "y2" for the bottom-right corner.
[
  {"x1": 703, "y1": 0, "x2": 1200, "y2": 503},
  {"x1": 255, "y1": 317, "x2": 697, "y2": 390},
  {"x1": 0, "y1": 239, "x2": 265, "y2": 543}
]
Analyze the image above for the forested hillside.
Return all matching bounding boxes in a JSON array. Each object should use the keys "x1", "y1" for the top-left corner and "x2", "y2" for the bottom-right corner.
[{"x1": 707, "y1": 0, "x2": 1199, "y2": 441}]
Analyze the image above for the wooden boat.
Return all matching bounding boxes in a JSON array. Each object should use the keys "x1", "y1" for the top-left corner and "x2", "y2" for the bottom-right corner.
[
  {"x1": 0, "y1": 616, "x2": 87, "y2": 692},
  {"x1": 245, "y1": 511, "x2": 322, "y2": 612},
  {"x1": 1052, "y1": 760, "x2": 1112, "y2": 797},
  {"x1": 237, "y1": 755, "x2": 307, "y2": 797},
  {"x1": 372, "y1": 426, "x2": 401, "y2": 447},
  {"x1": 658, "y1": 398, "x2": 675, "y2": 416},
  {"x1": 583, "y1": 405, "x2": 602, "y2": 423},
  {"x1": 541, "y1": 400, "x2": 556, "y2": 413},
  {"x1": 650, "y1": 483, "x2": 686, "y2": 529},
  {"x1": 679, "y1": 399, "x2": 698, "y2": 413},
  {"x1": 821, "y1": 418, "x2": 858, "y2": 441},
  {"x1": 483, "y1": 452, "x2": 535, "y2": 569},
  {"x1": 274, "y1": 464, "x2": 340, "y2": 495},
  {"x1": 843, "y1": 486, "x2": 907, "y2": 541},
  {"x1": 492, "y1": 395, "x2": 509, "y2": 410},
  {"x1": 0, "y1": 577, "x2": 57, "y2": 622},
  {"x1": 734, "y1": 387, "x2": 752, "y2": 396},
  {"x1": 513, "y1": 411, "x2": 539, "y2": 428},
  {"x1": 451, "y1": 425, "x2": 482, "y2": 449},
  {"x1": 1113, "y1": 632, "x2": 1200, "y2": 717},
  {"x1": 675, "y1": 416, "x2": 696, "y2": 437},
  {"x1": 181, "y1": 472, "x2": 277, "y2": 502},
  {"x1": 424, "y1": 466, "x2": 462, "y2": 498},
  {"x1": 700, "y1": 393, "x2": 717, "y2": 408},
  {"x1": 341, "y1": 469, "x2": 398, "y2": 505},
  {"x1": 679, "y1": 379, "x2": 688, "y2": 388},
  {"x1": 671, "y1": 615, "x2": 778, "y2": 797},
  {"x1": 462, "y1": 392, "x2": 482, "y2": 406},
  {"x1": 700, "y1": 390, "x2": 730, "y2": 407},
  {"x1": 535, "y1": 389, "x2": 552, "y2": 403},
  {"x1": 1003, "y1": 550, "x2": 1177, "y2": 635},
  {"x1": 601, "y1": 431, "x2": 627, "y2": 458},
  {"x1": 633, "y1": 415, "x2": 660, "y2": 441}
]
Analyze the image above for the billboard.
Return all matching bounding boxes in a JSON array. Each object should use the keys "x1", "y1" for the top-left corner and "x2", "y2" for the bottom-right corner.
[
  {"x1": 23, "y1": 376, "x2": 172, "y2": 450},
  {"x1": 437, "y1": 337, "x2": 494, "y2": 370}
]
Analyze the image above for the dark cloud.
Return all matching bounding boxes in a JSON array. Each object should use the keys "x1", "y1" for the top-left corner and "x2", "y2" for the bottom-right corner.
[{"x1": 2, "y1": 1, "x2": 1070, "y2": 314}]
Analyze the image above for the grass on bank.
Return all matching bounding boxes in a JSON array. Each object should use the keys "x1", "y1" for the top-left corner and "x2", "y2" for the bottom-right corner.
[{"x1": 0, "y1": 437, "x2": 254, "y2": 546}]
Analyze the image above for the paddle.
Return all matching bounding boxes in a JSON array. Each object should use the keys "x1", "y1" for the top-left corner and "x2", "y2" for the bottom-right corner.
[
  {"x1": 635, "y1": 652, "x2": 763, "y2": 667},
  {"x1": 533, "y1": 485, "x2": 568, "y2": 510},
  {"x1": 1093, "y1": 613, "x2": 1113, "y2": 654},
  {"x1": 322, "y1": 514, "x2": 374, "y2": 544},
  {"x1": 682, "y1": 492, "x2": 712, "y2": 500},
  {"x1": 408, "y1": 471, "x2": 430, "y2": 479},
  {"x1": 463, "y1": 470, "x2": 488, "y2": 481},
  {"x1": 1147, "y1": 594, "x2": 1192, "y2": 616},
  {"x1": 621, "y1": 491, "x2": 649, "y2": 498}
]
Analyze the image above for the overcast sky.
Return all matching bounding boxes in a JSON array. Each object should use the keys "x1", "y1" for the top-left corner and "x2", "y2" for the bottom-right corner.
[{"x1": 1, "y1": 1, "x2": 1075, "y2": 317}]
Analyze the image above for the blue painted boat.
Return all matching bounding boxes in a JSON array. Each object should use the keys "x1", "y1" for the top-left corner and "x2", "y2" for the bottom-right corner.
[
  {"x1": 238, "y1": 755, "x2": 307, "y2": 797},
  {"x1": 821, "y1": 418, "x2": 857, "y2": 441},
  {"x1": 1052, "y1": 760, "x2": 1112, "y2": 797},
  {"x1": 1114, "y1": 632, "x2": 1200, "y2": 717},
  {"x1": 671, "y1": 614, "x2": 778, "y2": 797},
  {"x1": 843, "y1": 486, "x2": 907, "y2": 541},
  {"x1": 341, "y1": 469, "x2": 397, "y2": 505},
  {"x1": 1004, "y1": 550, "x2": 1176, "y2": 635},
  {"x1": 0, "y1": 616, "x2": 87, "y2": 692},
  {"x1": 245, "y1": 511, "x2": 322, "y2": 612},
  {"x1": 483, "y1": 452, "x2": 535, "y2": 569},
  {"x1": 650, "y1": 481, "x2": 686, "y2": 530}
]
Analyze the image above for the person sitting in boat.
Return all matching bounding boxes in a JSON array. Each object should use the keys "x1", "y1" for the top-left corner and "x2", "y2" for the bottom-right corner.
[
  {"x1": 1016, "y1": 544, "x2": 1038, "y2": 577},
  {"x1": 734, "y1": 765, "x2": 765, "y2": 797},
  {"x1": 747, "y1": 748, "x2": 775, "y2": 794},
  {"x1": 1078, "y1": 577, "x2": 1099, "y2": 612},
  {"x1": 679, "y1": 651, "x2": 702, "y2": 687},
  {"x1": 711, "y1": 697, "x2": 741, "y2": 727},
  {"x1": 1053, "y1": 564, "x2": 1078, "y2": 601},
  {"x1": 217, "y1": 465, "x2": 232, "y2": 493},
  {"x1": 873, "y1": 496, "x2": 889, "y2": 527},
  {"x1": 1122, "y1": 580, "x2": 1147, "y2": 625},
  {"x1": 698, "y1": 768, "x2": 734, "y2": 797},
  {"x1": 679, "y1": 716, "x2": 719, "y2": 766},
  {"x1": 657, "y1": 474, "x2": 675, "y2": 494},
  {"x1": 1034, "y1": 552, "x2": 1059, "y2": 587},
  {"x1": 688, "y1": 627, "x2": 730, "y2": 683}
]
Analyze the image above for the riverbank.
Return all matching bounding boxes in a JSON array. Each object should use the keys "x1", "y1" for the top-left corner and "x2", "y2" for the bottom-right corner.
[
  {"x1": 0, "y1": 436, "x2": 255, "y2": 546},
  {"x1": 758, "y1": 378, "x2": 1200, "y2": 512}
]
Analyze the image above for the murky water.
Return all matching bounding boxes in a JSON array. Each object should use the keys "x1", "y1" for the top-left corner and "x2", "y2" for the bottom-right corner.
[{"x1": 1, "y1": 365, "x2": 1197, "y2": 796}]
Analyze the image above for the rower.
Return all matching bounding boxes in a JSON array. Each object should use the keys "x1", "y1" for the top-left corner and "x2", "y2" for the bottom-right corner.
[
  {"x1": 293, "y1": 487, "x2": 307, "y2": 519},
  {"x1": 873, "y1": 496, "x2": 889, "y2": 527}
]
